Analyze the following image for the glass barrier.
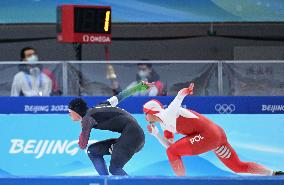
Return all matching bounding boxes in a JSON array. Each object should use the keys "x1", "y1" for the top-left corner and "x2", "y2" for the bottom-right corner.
[
  {"x1": 67, "y1": 62, "x2": 219, "y2": 96},
  {"x1": 0, "y1": 62, "x2": 62, "y2": 96},
  {"x1": 0, "y1": 64, "x2": 18, "y2": 96},
  {"x1": 223, "y1": 62, "x2": 284, "y2": 96},
  {"x1": 0, "y1": 61, "x2": 283, "y2": 96}
]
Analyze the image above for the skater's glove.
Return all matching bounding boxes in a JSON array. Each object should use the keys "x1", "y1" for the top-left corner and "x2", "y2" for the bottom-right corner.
[
  {"x1": 147, "y1": 124, "x2": 159, "y2": 137},
  {"x1": 139, "y1": 81, "x2": 154, "y2": 91},
  {"x1": 178, "y1": 82, "x2": 194, "y2": 96}
]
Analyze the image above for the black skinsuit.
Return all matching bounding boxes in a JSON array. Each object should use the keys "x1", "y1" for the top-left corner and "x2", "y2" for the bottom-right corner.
[{"x1": 78, "y1": 103, "x2": 145, "y2": 175}]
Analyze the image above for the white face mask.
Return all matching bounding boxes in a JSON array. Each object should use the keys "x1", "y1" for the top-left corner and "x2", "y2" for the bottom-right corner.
[
  {"x1": 138, "y1": 70, "x2": 150, "y2": 79},
  {"x1": 26, "y1": 55, "x2": 38, "y2": 62},
  {"x1": 29, "y1": 67, "x2": 41, "y2": 76}
]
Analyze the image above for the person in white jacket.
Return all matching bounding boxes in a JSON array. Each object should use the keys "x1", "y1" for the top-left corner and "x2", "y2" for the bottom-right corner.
[
  {"x1": 11, "y1": 63, "x2": 51, "y2": 96},
  {"x1": 11, "y1": 47, "x2": 52, "y2": 96}
]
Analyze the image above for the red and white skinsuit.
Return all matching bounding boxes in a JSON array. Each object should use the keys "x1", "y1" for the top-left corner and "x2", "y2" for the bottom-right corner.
[{"x1": 143, "y1": 85, "x2": 273, "y2": 176}]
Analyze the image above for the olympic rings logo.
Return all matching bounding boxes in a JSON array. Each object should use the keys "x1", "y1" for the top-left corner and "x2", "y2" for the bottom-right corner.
[{"x1": 215, "y1": 104, "x2": 236, "y2": 114}]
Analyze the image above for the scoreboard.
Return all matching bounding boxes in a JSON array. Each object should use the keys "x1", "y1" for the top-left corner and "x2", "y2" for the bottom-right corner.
[{"x1": 57, "y1": 4, "x2": 111, "y2": 44}]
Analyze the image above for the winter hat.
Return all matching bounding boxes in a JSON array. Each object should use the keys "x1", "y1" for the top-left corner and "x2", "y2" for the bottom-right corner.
[{"x1": 68, "y1": 98, "x2": 88, "y2": 117}]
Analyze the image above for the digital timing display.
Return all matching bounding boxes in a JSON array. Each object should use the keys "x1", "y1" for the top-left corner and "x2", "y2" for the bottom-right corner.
[
  {"x1": 57, "y1": 5, "x2": 112, "y2": 43},
  {"x1": 74, "y1": 7, "x2": 111, "y2": 34}
]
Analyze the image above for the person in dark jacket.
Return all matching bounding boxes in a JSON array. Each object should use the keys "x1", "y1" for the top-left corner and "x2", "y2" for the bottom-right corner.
[
  {"x1": 127, "y1": 63, "x2": 165, "y2": 96},
  {"x1": 68, "y1": 82, "x2": 150, "y2": 175}
]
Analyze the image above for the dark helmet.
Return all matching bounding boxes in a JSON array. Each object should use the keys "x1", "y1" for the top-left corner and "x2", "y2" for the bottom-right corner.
[{"x1": 68, "y1": 98, "x2": 88, "y2": 117}]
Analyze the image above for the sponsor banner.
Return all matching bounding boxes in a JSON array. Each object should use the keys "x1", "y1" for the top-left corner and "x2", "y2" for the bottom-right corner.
[
  {"x1": 0, "y1": 96, "x2": 284, "y2": 114},
  {"x1": 9, "y1": 139, "x2": 97, "y2": 159},
  {"x1": 0, "y1": 114, "x2": 283, "y2": 176}
]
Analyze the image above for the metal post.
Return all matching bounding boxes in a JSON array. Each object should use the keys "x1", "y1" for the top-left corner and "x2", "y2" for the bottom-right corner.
[
  {"x1": 62, "y1": 61, "x2": 68, "y2": 95},
  {"x1": 218, "y1": 61, "x2": 223, "y2": 95},
  {"x1": 105, "y1": 45, "x2": 110, "y2": 61},
  {"x1": 208, "y1": 22, "x2": 216, "y2": 36},
  {"x1": 73, "y1": 43, "x2": 83, "y2": 95},
  {"x1": 73, "y1": 43, "x2": 82, "y2": 60}
]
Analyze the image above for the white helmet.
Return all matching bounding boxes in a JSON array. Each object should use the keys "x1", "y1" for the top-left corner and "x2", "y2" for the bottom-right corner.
[{"x1": 143, "y1": 99, "x2": 164, "y2": 115}]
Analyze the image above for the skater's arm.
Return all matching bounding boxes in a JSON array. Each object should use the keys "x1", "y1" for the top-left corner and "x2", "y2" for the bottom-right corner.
[
  {"x1": 106, "y1": 81, "x2": 151, "y2": 107},
  {"x1": 164, "y1": 130, "x2": 175, "y2": 144},
  {"x1": 78, "y1": 117, "x2": 96, "y2": 149},
  {"x1": 168, "y1": 83, "x2": 194, "y2": 111},
  {"x1": 148, "y1": 124, "x2": 173, "y2": 148},
  {"x1": 155, "y1": 134, "x2": 172, "y2": 148}
]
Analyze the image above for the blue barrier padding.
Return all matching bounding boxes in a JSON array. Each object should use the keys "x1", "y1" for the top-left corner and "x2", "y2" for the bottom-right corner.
[
  {"x1": 0, "y1": 176, "x2": 284, "y2": 185},
  {"x1": 1, "y1": 96, "x2": 284, "y2": 114}
]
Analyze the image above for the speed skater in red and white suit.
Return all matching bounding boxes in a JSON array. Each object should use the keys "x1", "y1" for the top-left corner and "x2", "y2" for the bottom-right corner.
[{"x1": 143, "y1": 83, "x2": 284, "y2": 176}]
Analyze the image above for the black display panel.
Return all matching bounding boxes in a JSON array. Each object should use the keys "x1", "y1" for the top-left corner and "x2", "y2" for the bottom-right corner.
[{"x1": 74, "y1": 7, "x2": 111, "y2": 34}]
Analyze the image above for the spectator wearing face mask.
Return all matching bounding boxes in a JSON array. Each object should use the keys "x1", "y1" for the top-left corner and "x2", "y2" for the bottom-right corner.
[
  {"x1": 10, "y1": 47, "x2": 52, "y2": 96},
  {"x1": 126, "y1": 63, "x2": 164, "y2": 96},
  {"x1": 18, "y1": 47, "x2": 61, "y2": 95}
]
